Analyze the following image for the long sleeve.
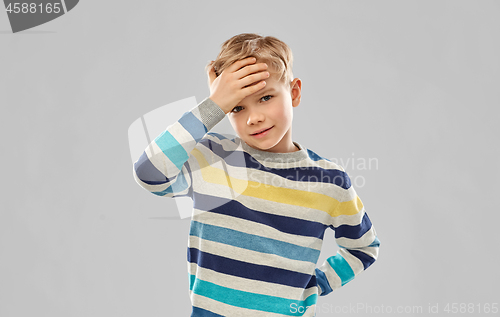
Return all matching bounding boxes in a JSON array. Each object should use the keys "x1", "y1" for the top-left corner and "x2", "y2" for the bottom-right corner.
[
  {"x1": 315, "y1": 170, "x2": 380, "y2": 296},
  {"x1": 132, "y1": 97, "x2": 226, "y2": 198}
]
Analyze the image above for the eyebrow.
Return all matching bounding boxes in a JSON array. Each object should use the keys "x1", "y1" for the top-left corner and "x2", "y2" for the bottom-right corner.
[{"x1": 256, "y1": 87, "x2": 277, "y2": 96}]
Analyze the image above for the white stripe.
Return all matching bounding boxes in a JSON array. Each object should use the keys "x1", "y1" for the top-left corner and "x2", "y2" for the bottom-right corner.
[
  {"x1": 330, "y1": 207, "x2": 366, "y2": 227},
  {"x1": 319, "y1": 262, "x2": 342, "y2": 291},
  {"x1": 336, "y1": 227, "x2": 377, "y2": 249},
  {"x1": 338, "y1": 248, "x2": 364, "y2": 275},
  {"x1": 60, "y1": 0, "x2": 68, "y2": 13},
  {"x1": 236, "y1": 193, "x2": 333, "y2": 224}
]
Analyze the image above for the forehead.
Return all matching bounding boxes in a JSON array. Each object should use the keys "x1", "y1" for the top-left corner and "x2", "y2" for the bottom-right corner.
[
  {"x1": 245, "y1": 79, "x2": 282, "y2": 99},
  {"x1": 255, "y1": 73, "x2": 285, "y2": 90}
]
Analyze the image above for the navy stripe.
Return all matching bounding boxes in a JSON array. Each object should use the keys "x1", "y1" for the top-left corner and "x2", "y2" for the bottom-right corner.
[
  {"x1": 315, "y1": 268, "x2": 333, "y2": 296},
  {"x1": 332, "y1": 212, "x2": 373, "y2": 240},
  {"x1": 206, "y1": 132, "x2": 231, "y2": 141},
  {"x1": 134, "y1": 151, "x2": 171, "y2": 185},
  {"x1": 188, "y1": 248, "x2": 317, "y2": 289},
  {"x1": 153, "y1": 171, "x2": 189, "y2": 196},
  {"x1": 191, "y1": 306, "x2": 224, "y2": 317},
  {"x1": 193, "y1": 192, "x2": 328, "y2": 239},
  {"x1": 346, "y1": 249, "x2": 376, "y2": 270},
  {"x1": 134, "y1": 150, "x2": 193, "y2": 197},
  {"x1": 199, "y1": 138, "x2": 350, "y2": 189}
]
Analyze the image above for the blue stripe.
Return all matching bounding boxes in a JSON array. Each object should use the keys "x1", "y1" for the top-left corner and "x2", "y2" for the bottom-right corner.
[
  {"x1": 314, "y1": 268, "x2": 333, "y2": 296},
  {"x1": 327, "y1": 254, "x2": 355, "y2": 286},
  {"x1": 346, "y1": 249, "x2": 376, "y2": 270},
  {"x1": 191, "y1": 306, "x2": 224, "y2": 317},
  {"x1": 154, "y1": 130, "x2": 189, "y2": 171},
  {"x1": 178, "y1": 111, "x2": 208, "y2": 142},
  {"x1": 199, "y1": 138, "x2": 350, "y2": 189},
  {"x1": 192, "y1": 192, "x2": 328, "y2": 239},
  {"x1": 190, "y1": 221, "x2": 320, "y2": 263},
  {"x1": 189, "y1": 275, "x2": 317, "y2": 316},
  {"x1": 188, "y1": 248, "x2": 317, "y2": 289},
  {"x1": 306, "y1": 149, "x2": 324, "y2": 162},
  {"x1": 333, "y1": 212, "x2": 372, "y2": 240}
]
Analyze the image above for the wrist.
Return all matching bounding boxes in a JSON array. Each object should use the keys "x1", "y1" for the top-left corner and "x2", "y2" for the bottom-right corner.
[{"x1": 208, "y1": 96, "x2": 231, "y2": 114}]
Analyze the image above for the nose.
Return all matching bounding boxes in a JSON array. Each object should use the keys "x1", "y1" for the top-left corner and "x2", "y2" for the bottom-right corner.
[{"x1": 246, "y1": 108, "x2": 265, "y2": 126}]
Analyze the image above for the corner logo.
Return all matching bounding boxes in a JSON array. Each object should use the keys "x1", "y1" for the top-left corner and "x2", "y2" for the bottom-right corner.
[{"x1": 3, "y1": 0, "x2": 79, "y2": 33}]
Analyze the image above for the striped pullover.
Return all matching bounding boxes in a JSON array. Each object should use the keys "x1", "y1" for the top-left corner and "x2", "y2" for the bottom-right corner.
[{"x1": 132, "y1": 97, "x2": 380, "y2": 317}]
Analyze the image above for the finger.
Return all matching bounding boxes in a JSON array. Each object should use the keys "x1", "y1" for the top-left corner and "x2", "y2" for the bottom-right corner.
[
  {"x1": 207, "y1": 62, "x2": 216, "y2": 84},
  {"x1": 227, "y1": 56, "x2": 257, "y2": 73},
  {"x1": 235, "y1": 62, "x2": 268, "y2": 80},
  {"x1": 241, "y1": 70, "x2": 270, "y2": 88},
  {"x1": 243, "y1": 79, "x2": 267, "y2": 94}
]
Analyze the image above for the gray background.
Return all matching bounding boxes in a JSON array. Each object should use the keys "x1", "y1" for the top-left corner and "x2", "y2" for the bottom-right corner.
[{"x1": 1, "y1": 0, "x2": 499, "y2": 316}]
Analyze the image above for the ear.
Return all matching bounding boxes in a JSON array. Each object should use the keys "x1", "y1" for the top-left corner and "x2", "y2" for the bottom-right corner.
[{"x1": 290, "y1": 78, "x2": 302, "y2": 108}]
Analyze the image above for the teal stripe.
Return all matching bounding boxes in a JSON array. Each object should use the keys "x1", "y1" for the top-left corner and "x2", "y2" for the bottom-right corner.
[
  {"x1": 190, "y1": 221, "x2": 320, "y2": 263},
  {"x1": 189, "y1": 275, "x2": 317, "y2": 316},
  {"x1": 154, "y1": 130, "x2": 188, "y2": 171},
  {"x1": 368, "y1": 236, "x2": 380, "y2": 247},
  {"x1": 327, "y1": 253, "x2": 355, "y2": 286}
]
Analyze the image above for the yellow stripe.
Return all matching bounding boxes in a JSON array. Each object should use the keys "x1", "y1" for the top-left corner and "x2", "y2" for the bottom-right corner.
[
  {"x1": 336, "y1": 195, "x2": 364, "y2": 217},
  {"x1": 191, "y1": 148, "x2": 361, "y2": 217}
]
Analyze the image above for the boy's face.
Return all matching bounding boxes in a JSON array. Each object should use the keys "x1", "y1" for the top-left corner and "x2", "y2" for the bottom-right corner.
[{"x1": 227, "y1": 70, "x2": 302, "y2": 153}]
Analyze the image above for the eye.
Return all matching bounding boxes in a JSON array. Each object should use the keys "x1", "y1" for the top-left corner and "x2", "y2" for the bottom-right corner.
[
  {"x1": 231, "y1": 106, "x2": 243, "y2": 113},
  {"x1": 260, "y1": 95, "x2": 273, "y2": 102}
]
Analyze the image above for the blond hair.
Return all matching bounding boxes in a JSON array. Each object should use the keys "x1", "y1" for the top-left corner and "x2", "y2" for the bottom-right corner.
[{"x1": 206, "y1": 33, "x2": 294, "y2": 89}]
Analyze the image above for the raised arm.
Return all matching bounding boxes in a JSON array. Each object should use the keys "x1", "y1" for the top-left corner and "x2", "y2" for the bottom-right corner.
[
  {"x1": 132, "y1": 56, "x2": 271, "y2": 198},
  {"x1": 132, "y1": 97, "x2": 225, "y2": 198},
  {"x1": 315, "y1": 170, "x2": 380, "y2": 296}
]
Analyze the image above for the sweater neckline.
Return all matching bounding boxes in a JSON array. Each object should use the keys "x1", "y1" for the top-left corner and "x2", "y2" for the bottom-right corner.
[{"x1": 238, "y1": 138, "x2": 308, "y2": 163}]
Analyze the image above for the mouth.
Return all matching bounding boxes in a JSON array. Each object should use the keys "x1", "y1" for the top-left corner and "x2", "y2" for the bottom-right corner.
[{"x1": 251, "y1": 126, "x2": 273, "y2": 135}]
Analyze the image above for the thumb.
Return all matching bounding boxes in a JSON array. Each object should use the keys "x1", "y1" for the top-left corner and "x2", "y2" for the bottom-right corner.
[{"x1": 207, "y1": 61, "x2": 216, "y2": 84}]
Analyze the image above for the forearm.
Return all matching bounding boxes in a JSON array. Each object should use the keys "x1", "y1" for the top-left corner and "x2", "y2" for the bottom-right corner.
[
  {"x1": 132, "y1": 97, "x2": 225, "y2": 197},
  {"x1": 316, "y1": 227, "x2": 379, "y2": 295}
]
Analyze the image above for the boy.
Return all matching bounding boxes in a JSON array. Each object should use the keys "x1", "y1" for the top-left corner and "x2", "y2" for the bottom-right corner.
[{"x1": 133, "y1": 33, "x2": 380, "y2": 316}]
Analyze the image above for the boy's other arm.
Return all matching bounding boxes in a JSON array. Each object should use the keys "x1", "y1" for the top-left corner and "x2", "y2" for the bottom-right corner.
[{"x1": 315, "y1": 171, "x2": 380, "y2": 296}]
